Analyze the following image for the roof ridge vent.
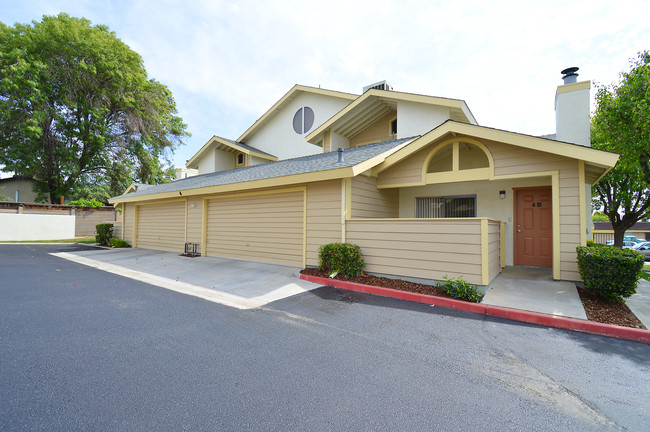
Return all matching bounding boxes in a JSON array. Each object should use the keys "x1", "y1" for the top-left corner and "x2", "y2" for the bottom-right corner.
[{"x1": 363, "y1": 80, "x2": 393, "y2": 93}]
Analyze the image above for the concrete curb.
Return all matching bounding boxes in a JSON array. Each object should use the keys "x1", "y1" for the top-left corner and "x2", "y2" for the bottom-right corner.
[{"x1": 300, "y1": 274, "x2": 650, "y2": 344}]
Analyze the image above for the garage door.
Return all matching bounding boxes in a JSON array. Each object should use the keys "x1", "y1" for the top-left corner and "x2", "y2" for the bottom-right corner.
[
  {"x1": 136, "y1": 201, "x2": 185, "y2": 251},
  {"x1": 206, "y1": 190, "x2": 304, "y2": 266}
]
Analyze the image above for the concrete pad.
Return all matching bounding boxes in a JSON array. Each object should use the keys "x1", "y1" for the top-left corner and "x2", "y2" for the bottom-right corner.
[
  {"x1": 51, "y1": 247, "x2": 320, "y2": 309},
  {"x1": 626, "y1": 278, "x2": 650, "y2": 329},
  {"x1": 482, "y1": 266, "x2": 587, "y2": 320}
]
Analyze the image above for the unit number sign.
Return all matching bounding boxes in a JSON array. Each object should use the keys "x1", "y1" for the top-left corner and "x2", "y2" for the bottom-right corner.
[{"x1": 531, "y1": 202, "x2": 543, "y2": 207}]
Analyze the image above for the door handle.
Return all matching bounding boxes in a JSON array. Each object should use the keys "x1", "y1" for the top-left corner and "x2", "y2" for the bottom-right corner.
[{"x1": 517, "y1": 229, "x2": 522, "y2": 232}]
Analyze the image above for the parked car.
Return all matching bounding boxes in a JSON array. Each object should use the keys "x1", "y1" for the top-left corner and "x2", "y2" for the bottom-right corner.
[
  {"x1": 623, "y1": 240, "x2": 639, "y2": 249},
  {"x1": 624, "y1": 235, "x2": 640, "y2": 243},
  {"x1": 631, "y1": 241, "x2": 650, "y2": 260}
]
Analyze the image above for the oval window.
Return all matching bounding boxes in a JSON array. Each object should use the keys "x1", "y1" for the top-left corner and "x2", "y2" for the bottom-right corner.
[{"x1": 292, "y1": 107, "x2": 314, "y2": 134}]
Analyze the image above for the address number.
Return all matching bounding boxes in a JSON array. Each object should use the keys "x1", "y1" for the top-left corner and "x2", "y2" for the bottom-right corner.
[{"x1": 531, "y1": 202, "x2": 543, "y2": 207}]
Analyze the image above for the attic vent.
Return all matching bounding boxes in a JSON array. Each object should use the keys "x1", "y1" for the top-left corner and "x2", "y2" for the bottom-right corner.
[{"x1": 363, "y1": 80, "x2": 393, "y2": 93}]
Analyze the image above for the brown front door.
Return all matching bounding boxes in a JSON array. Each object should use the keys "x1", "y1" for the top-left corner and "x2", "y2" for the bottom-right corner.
[{"x1": 514, "y1": 186, "x2": 552, "y2": 267}]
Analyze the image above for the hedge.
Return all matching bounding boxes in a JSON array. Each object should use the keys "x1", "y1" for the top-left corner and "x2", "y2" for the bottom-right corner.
[
  {"x1": 576, "y1": 245, "x2": 644, "y2": 300},
  {"x1": 95, "y1": 223, "x2": 114, "y2": 246}
]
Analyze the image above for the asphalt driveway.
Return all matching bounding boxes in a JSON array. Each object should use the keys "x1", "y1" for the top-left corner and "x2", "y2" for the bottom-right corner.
[{"x1": 1, "y1": 244, "x2": 649, "y2": 431}]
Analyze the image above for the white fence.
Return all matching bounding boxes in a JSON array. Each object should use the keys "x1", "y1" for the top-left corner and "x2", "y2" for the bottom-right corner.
[{"x1": 0, "y1": 214, "x2": 76, "y2": 241}]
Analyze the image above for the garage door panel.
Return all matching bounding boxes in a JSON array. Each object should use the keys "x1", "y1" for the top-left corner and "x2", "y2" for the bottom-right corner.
[
  {"x1": 206, "y1": 191, "x2": 304, "y2": 266},
  {"x1": 137, "y1": 201, "x2": 185, "y2": 251}
]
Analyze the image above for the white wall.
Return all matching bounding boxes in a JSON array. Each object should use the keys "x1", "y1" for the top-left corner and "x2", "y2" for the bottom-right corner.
[
  {"x1": 244, "y1": 92, "x2": 352, "y2": 160},
  {"x1": 397, "y1": 177, "x2": 550, "y2": 266},
  {"x1": 197, "y1": 152, "x2": 215, "y2": 175},
  {"x1": 331, "y1": 132, "x2": 350, "y2": 151},
  {"x1": 397, "y1": 101, "x2": 450, "y2": 139},
  {"x1": 555, "y1": 85, "x2": 590, "y2": 146},
  {"x1": 0, "y1": 214, "x2": 76, "y2": 240}
]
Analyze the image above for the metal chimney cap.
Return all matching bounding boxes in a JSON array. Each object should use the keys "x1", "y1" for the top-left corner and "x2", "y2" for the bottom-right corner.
[
  {"x1": 561, "y1": 67, "x2": 579, "y2": 75},
  {"x1": 561, "y1": 67, "x2": 579, "y2": 84}
]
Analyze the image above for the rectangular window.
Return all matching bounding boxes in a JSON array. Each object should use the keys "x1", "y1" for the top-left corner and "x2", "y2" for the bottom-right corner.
[{"x1": 415, "y1": 195, "x2": 476, "y2": 218}]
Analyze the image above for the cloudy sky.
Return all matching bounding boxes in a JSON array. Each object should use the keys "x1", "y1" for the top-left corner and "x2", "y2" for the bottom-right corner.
[{"x1": 2, "y1": 0, "x2": 649, "y2": 168}]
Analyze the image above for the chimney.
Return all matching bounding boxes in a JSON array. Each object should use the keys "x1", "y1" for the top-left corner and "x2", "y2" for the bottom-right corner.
[{"x1": 555, "y1": 67, "x2": 591, "y2": 147}]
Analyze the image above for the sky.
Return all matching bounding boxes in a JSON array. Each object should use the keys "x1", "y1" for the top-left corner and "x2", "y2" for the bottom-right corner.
[{"x1": 1, "y1": 0, "x2": 649, "y2": 169}]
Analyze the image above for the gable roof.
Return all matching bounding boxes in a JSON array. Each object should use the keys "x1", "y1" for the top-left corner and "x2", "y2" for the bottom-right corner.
[
  {"x1": 373, "y1": 120, "x2": 619, "y2": 182},
  {"x1": 305, "y1": 89, "x2": 477, "y2": 145},
  {"x1": 186, "y1": 136, "x2": 277, "y2": 169},
  {"x1": 110, "y1": 137, "x2": 416, "y2": 204},
  {"x1": 236, "y1": 84, "x2": 358, "y2": 143}
]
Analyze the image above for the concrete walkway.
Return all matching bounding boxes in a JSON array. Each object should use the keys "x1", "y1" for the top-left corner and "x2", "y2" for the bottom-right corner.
[
  {"x1": 627, "y1": 278, "x2": 650, "y2": 329},
  {"x1": 52, "y1": 247, "x2": 320, "y2": 309},
  {"x1": 482, "y1": 266, "x2": 587, "y2": 320}
]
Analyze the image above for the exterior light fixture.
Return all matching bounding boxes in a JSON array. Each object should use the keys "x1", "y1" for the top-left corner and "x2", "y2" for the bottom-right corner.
[{"x1": 499, "y1": 190, "x2": 506, "y2": 199}]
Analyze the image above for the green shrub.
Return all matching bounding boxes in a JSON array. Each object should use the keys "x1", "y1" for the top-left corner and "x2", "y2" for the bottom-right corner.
[
  {"x1": 95, "y1": 223, "x2": 114, "y2": 246},
  {"x1": 440, "y1": 276, "x2": 483, "y2": 303},
  {"x1": 318, "y1": 243, "x2": 365, "y2": 277},
  {"x1": 109, "y1": 238, "x2": 130, "y2": 248},
  {"x1": 576, "y1": 245, "x2": 644, "y2": 300},
  {"x1": 586, "y1": 240, "x2": 610, "y2": 248},
  {"x1": 69, "y1": 198, "x2": 104, "y2": 208}
]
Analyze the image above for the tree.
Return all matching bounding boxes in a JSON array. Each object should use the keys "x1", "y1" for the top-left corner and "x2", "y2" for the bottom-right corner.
[
  {"x1": 0, "y1": 14, "x2": 188, "y2": 203},
  {"x1": 592, "y1": 51, "x2": 650, "y2": 247}
]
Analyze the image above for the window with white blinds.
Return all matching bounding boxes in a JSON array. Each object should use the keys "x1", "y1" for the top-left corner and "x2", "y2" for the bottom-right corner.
[{"x1": 415, "y1": 195, "x2": 476, "y2": 218}]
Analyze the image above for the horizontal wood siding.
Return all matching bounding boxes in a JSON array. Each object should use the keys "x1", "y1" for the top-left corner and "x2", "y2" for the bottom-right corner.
[
  {"x1": 206, "y1": 190, "x2": 304, "y2": 266},
  {"x1": 350, "y1": 111, "x2": 395, "y2": 147},
  {"x1": 487, "y1": 140, "x2": 582, "y2": 280},
  {"x1": 186, "y1": 197, "x2": 203, "y2": 244},
  {"x1": 137, "y1": 201, "x2": 186, "y2": 251},
  {"x1": 306, "y1": 180, "x2": 342, "y2": 266},
  {"x1": 487, "y1": 220, "x2": 501, "y2": 282},
  {"x1": 346, "y1": 219, "x2": 483, "y2": 284},
  {"x1": 123, "y1": 203, "x2": 134, "y2": 245},
  {"x1": 351, "y1": 176, "x2": 398, "y2": 218},
  {"x1": 377, "y1": 145, "x2": 429, "y2": 186},
  {"x1": 377, "y1": 136, "x2": 583, "y2": 281}
]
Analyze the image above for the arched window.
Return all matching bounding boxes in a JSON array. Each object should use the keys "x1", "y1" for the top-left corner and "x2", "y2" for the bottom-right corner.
[{"x1": 424, "y1": 139, "x2": 493, "y2": 184}]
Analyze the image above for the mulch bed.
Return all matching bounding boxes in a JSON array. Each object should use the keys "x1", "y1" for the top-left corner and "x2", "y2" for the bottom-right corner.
[
  {"x1": 576, "y1": 286, "x2": 646, "y2": 329},
  {"x1": 301, "y1": 268, "x2": 647, "y2": 330}
]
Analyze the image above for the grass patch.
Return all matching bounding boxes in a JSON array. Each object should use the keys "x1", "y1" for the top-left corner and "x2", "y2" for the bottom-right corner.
[{"x1": 0, "y1": 237, "x2": 96, "y2": 244}]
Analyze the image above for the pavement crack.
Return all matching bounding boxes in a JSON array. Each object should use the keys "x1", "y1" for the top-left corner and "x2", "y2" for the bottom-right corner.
[{"x1": 480, "y1": 349, "x2": 619, "y2": 430}]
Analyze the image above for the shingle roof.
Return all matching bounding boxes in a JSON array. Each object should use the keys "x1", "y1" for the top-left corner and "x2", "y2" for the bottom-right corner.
[{"x1": 114, "y1": 136, "x2": 416, "y2": 199}]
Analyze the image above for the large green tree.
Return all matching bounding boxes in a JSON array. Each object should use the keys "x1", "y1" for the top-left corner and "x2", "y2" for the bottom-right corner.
[
  {"x1": 592, "y1": 51, "x2": 650, "y2": 247},
  {"x1": 0, "y1": 14, "x2": 188, "y2": 203}
]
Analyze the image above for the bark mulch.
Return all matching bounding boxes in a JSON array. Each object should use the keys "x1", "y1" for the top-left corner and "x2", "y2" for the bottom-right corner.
[
  {"x1": 576, "y1": 286, "x2": 646, "y2": 329},
  {"x1": 301, "y1": 268, "x2": 647, "y2": 330}
]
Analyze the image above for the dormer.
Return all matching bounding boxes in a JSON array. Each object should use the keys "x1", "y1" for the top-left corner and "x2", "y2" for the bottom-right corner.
[
  {"x1": 306, "y1": 87, "x2": 477, "y2": 152},
  {"x1": 186, "y1": 136, "x2": 277, "y2": 175}
]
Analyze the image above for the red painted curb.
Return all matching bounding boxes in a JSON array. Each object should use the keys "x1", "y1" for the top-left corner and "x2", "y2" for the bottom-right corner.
[{"x1": 300, "y1": 274, "x2": 650, "y2": 344}]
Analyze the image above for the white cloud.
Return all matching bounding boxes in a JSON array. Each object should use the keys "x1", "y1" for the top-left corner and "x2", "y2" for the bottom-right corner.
[{"x1": 3, "y1": 0, "x2": 650, "y2": 167}]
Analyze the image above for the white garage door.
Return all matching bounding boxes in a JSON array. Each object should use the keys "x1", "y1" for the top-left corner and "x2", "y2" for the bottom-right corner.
[
  {"x1": 136, "y1": 201, "x2": 185, "y2": 251},
  {"x1": 206, "y1": 190, "x2": 304, "y2": 266}
]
